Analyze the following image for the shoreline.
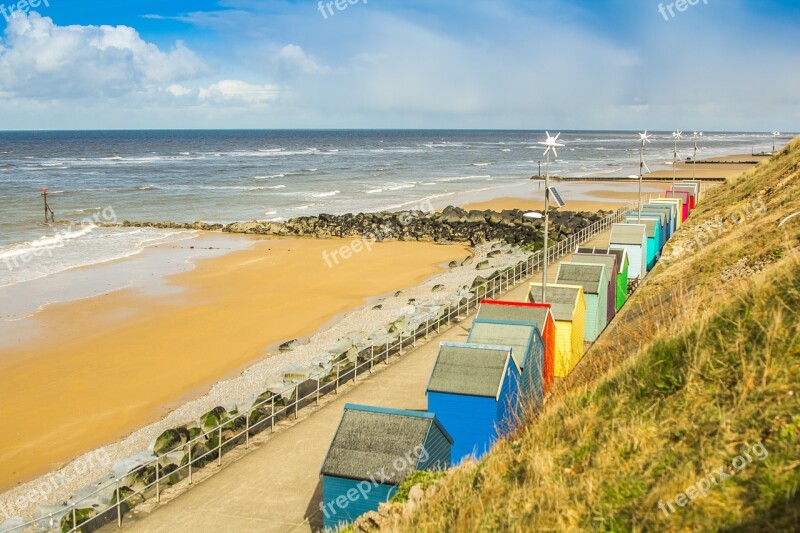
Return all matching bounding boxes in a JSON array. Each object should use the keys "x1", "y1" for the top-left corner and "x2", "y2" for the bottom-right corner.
[{"x1": 0, "y1": 236, "x2": 469, "y2": 495}]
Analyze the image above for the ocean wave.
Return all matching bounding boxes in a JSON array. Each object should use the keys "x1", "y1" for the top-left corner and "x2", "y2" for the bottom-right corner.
[
  {"x1": 365, "y1": 188, "x2": 384, "y2": 194},
  {"x1": 387, "y1": 184, "x2": 416, "y2": 191},
  {"x1": 312, "y1": 190, "x2": 340, "y2": 198},
  {"x1": 136, "y1": 185, "x2": 158, "y2": 191},
  {"x1": 254, "y1": 174, "x2": 285, "y2": 180},
  {"x1": 294, "y1": 204, "x2": 316, "y2": 210},
  {"x1": 0, "y1": 225, "x2": 96, "y2": 261},
  {"x1": 249, "y1": 185, "x2": 286, "y2": 191},
  {"x1": 436, "y1": 175, "x2": 491, "y2": 183},
  {"x1": 472, "y1": 162, "x2": 492, "y2": 167}
]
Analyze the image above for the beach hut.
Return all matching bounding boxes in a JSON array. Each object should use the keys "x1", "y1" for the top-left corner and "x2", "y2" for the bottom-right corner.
[
  {"x1": 609, "y1": 224, "x2": 648, "y2": 279},
  {"x1": 685, "y1": 181, "x2": 703, "y2": 203},
  {"x1": 577, "y1": 247, "x2": 629, "y2": 311},
  {"x1": 642, "y1": 204, "x2": 675, "y2": 240},
  {"x1": 321, "y1": 404, "x2": 452, "y2": 530},
  {"x1": 476, "y1": 300, "x2": 556, "y2": 394},
  {"x1": 624, "y1": 216, "x2": 662, "y2": 268},
  {"x1": 467, "y1": 316, "x2": 545, "y2": 411},
  {"x1": 556, "y1": 262, "x2": 609, "y2": 341},
  {"x1": 426, "y1": 343, "x2": 520, "y2": 462},
  {"x1": 527, "y1": 283, "x2": 586, "y2": 377},
  {"x1": 673, "y1": 184, "x2": 699, "y2": 209},
  {"x1": 632, "y1": 210, "x2": 668, "y2": 248},
  {"x1": 665, "y1": 191, "x2": 690, "y2": 221},
  {"x1": 572, "y1": 252, "x2": 618, "y2": 324},
  {"x1": 650, "y1": 199, "x2": 682, "y2": 231}
]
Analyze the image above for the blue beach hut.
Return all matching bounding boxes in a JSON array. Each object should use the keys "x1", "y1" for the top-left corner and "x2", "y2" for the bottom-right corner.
[
  {"x1": 467, "y1": 315, "x2": 546, "y2": 411},
  {"x1": 426, "y1": 342, "x2": 520, "y2": 463},
  {"x1": 320, "y1": 404, "x2": 452, "y2": 530}
]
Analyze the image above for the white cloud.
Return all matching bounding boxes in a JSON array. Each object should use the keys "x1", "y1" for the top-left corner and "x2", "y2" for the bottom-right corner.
[
  {"x1": 274, "y1": 44, "x2": 329, "y2": 75},
  {"x1": 197, "y1": 80, "x2": 284, "y2": 105},
  {"x1": 0, "y1": 12, "x2": 208, "y2": 99}
]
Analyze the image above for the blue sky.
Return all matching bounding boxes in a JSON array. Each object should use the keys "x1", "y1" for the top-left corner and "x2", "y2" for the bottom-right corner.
[{"x1": 0, "y1": 0, "x2": 797, "y2": 130}]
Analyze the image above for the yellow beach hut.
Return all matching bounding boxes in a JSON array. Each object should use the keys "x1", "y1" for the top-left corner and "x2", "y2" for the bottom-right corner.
[{"x1": 527, "y1": 283, "x2": 586, "y2": 377}]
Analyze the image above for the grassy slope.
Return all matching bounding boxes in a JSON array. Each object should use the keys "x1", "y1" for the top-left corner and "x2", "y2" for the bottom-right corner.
[{"x1": 363, "y1": 139, "x2": 800, "y2": 532}]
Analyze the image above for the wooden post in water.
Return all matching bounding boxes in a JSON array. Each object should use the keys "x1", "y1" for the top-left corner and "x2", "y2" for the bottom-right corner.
[{"x1": 42, "y1": 187, "x2": 54, "y2": 223}]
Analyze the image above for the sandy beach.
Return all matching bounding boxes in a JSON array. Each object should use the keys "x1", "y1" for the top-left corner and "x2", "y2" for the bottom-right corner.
[
  {"x1": 462, "y1": 183, "x2": 676, "y2": 212},
  {"x1": 0, "y1": 236, "x2": 468, "y2": 493}
]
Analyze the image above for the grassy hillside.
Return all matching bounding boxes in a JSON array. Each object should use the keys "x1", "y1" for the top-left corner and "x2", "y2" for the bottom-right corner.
[{"x1": 354, "y1": 138, "x2": 800, "y2": 532}]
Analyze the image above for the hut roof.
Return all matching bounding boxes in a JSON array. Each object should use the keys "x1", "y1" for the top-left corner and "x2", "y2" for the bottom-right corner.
[
  {"x1": 556, "y1": 262, "x2": 605, "y2": 294},
  {"x1": 572, "y1": 253, "x2": 617, "y2": 276},
  {"x1": 476, "y1": 301, "x2": 551, "y2": 328},
  {"x1": 427, "y1": 342, "x2": 512, "y2": 399},
  {"x1": 529, "y1": 284, "x2": 582, "y2": 321},
  {"x1": 321, "y1": 404, "x2": 451, "y2": 484},
  {"x1": 624, "y1": 217, "x2": 659, "y2": 238},
  {"x1": 610, "y1": 223, "x2": 647, "y2": 246},
  {"x1": 576, "y1": 247, "x2": 627, "y2": 269},
  {"x1": 468, "y1": 321, "x2": 535, "y2": 370}
]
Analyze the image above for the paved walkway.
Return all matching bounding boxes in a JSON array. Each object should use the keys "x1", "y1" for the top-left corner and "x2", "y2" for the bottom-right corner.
[{"x1": 112, "y1": 230, "x2": 613, "y2": 533}]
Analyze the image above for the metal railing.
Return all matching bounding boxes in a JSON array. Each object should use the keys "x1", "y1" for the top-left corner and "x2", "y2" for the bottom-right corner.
[{"x1": 3, "y1": 202, "x2": 643, "y2": 533}]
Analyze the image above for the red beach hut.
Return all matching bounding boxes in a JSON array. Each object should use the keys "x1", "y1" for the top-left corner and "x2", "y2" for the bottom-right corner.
[{"x1": 665, "y1": 190, "x2": 690, "y2": 221}]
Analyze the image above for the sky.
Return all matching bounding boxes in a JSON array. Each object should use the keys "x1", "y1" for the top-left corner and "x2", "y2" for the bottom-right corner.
[{"x1": 0, "y1": 0, "x2": 797, "y2": 130}]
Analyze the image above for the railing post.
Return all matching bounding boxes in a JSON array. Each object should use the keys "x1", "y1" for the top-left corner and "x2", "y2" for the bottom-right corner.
[
  {"x1": 245, "y1": 411, "x2": 250, "y2": 449},
  {"x1": 188, "y1": 443, "x2": 193, "y2": 484},
  {"x1": 217, "y1": 424, "x2": 223, "y2": 467},
  {"x1": 335, "y1": 366, "x2": 340, "y2": 394},
  {"x1": 116, "y1": 478, "x2": 122, "y2": 527},
  {"x1": 294, "y1": 385, "x2": 299, "y2": 419},
  {"x1": 399, "y1": 333, "x2": 404, "y2": 355},
  {"x1": 370, "y1": 345, "x2": 375, "y2": 370},
  {"x1": 425, "y1": 318, "x2": 429, "y2": 339},
  {"x1": 156, "y1": 460, "x2": 161, "y2": 502},
  {"x1": 316, "y1": 378, "x2": 320, "y2": 405},
  {"x1": 271, "y1": 396, "x2": 276, "y2": 432},
  {"x1": 72, "y1": 504, "x2": 76, "y2": 533}
]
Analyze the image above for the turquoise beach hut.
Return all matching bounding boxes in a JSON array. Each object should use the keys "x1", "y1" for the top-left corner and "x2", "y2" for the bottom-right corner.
[
  {"x1": 643, "y1": 204, "x2": 675, "y2": 240},
  {"x1": 320, "y1": 404, "x2": 452, "y2": 530},
  {"x1": 624, "y1": 217, "x2": 661, "y2": 269}
]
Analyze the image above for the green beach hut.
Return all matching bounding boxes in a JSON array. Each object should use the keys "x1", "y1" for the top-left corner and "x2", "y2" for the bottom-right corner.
[{"x1": 577, "y1": 247, "x2": 629, "y2": 311}]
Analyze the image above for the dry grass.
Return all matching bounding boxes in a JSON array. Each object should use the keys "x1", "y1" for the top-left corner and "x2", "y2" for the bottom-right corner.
[{"x1": 353, "y1": 138, "x2": 800, "y2": 532}]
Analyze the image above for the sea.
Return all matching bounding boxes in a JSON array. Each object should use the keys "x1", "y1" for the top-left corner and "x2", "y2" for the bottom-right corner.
[{"x1": 0, "y1": 130, "x2": 786, "y2": 290}]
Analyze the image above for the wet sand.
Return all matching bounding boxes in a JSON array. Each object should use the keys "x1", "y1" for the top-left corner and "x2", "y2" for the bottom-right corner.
[{"x1": 0, "y1": 236, "x2": 468, "y2": 492}]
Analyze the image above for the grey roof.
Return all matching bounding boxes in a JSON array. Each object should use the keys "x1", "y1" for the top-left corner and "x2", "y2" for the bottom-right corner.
[
  {"x1": 468, "y1": 321, "x2": 534, "y2": 370},
  {"x1": 321, "y1": 407, "x2": 438, "y2": 484},
  {"x1": 673, "y1": 184, "x2": 698, "y2": 197},
  {"x1": 642, "y1": 205, "x2": 673, "y2": 221},
  {"x1": 529, "y1": 284, "x2": 581, "y2": 321},
  {"x1": 647, "y1": 201, "x2": 679, "y2": 216},
  {"x1": 625, "y1": 217, "x2": 658, "y2": 238},
  {"x1": 637, "y1": 209, "x2": 667, "y2": 225},
  {"x1": 427, "y1": 343, "x2": 511, "y2": 399},
  {"x1": 557, "y1": 262, "x2": 605, "y2": 295},
  {"x1": 576, "y1": 247, "x2": 627, "y2": 269},
  {"x1": 610, "y1": 224, "x2": 647, "y2": 246},
  {"x1": 476, "y1": 303, "x2": 550, "y2": 328},
  {"x1": 572, "y1": 253, "x2": 617, "y2": 278}
]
